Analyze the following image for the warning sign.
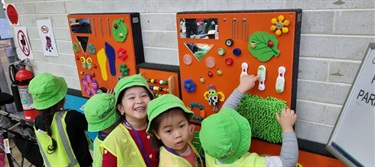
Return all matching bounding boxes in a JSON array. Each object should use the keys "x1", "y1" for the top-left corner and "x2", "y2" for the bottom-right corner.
[
  {"x1": 13, "y1": 26, "x2": 34, "y2": 60},
  {"x1": 36, "y1": 19, "x2": 59, "y2": 56}
]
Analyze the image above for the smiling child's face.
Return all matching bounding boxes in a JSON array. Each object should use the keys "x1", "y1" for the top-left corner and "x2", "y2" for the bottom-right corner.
[
  {"x1": 154, "y1": 109, "x2": 190, "y2": 154},
  {"x1": 116, "y1": 86, "x2": 151, "y2": 123}
]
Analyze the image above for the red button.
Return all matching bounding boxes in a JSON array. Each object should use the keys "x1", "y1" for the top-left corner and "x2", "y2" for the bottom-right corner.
[{"x1": 225, "y1": 57, "x2": 233, "y2": 65}]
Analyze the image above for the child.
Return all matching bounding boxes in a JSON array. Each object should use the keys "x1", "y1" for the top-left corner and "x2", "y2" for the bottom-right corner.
[
  {"x1": 200, "y1": 105, "x2": 298, "y2": 166},
  {"x1": 99, "y1": 74, "x2": 159, "y2": 167},
  {"x1": 146, "y1": 94, "x2": 204, "y2": 167},
  {"x1": 83, "y1": 92, "x2": 120, "y2": 167},
  {"x1": 146, "y1": 74, "x2": 260, "y2": 167},
  {"x1": 29, "y1": 73, "x2": 93, "y2": 166}
]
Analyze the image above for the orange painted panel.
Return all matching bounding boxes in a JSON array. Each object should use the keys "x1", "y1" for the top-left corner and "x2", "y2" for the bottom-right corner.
[
  {"x1": 177, "y1": 10, "x2": 302, "y2": 122},
  {"x1": 67, "y1": 13, "x2": 144, "y2": 97},
  {"x1": 249, "y1": 139, "x2": 346, "y2": 167},
  {"x1": 138, "y1": 68, "x2": 180, "y2": 98}
]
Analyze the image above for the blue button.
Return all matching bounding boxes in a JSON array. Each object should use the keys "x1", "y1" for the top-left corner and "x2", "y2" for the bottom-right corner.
[{"x1": 233, "y1": 48, "x2": 241, "y2": 56}]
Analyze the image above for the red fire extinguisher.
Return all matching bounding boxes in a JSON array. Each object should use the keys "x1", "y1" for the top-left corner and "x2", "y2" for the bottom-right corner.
[{"x1": 15, "y1": 66, "x2": 40, "y2": 120}]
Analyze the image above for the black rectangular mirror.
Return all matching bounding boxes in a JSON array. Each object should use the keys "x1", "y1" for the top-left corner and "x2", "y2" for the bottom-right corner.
[
  {"x1": 179, "y1": 18, "x2": 218, "y2": 39},
  {"x1": 70, "y1": 18, "x2": 92, "y2": 34}
]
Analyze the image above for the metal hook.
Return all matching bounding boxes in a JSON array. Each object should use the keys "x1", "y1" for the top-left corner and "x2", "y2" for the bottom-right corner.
[
  {"x1": 242, "y1": 18, "x2": 247, "y2": 41},
  {"x1": 99, "y1": 18, "x2": 103, "y2": 37},
  {"x1": 232, "y1": 18, "x2": 237, "y2": 39},
  {"x1": 106, "y1": 18, "x2": 111, "y2": 37},
  {"x1": 92, "y1": 18, "x2": 96, "y2": 37}
]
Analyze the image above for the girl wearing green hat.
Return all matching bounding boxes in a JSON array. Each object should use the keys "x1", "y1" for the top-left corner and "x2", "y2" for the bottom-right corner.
[
  {"x1": 100, "y1": 74, "x2": 159, "y2": 167},
  {"x1": 199, "y1": 75, "x2": 299, "y2": 166},
  {"x1": 29, "y1": 73, "x2": 93, "y2": 167},
  {"x1": 146, "y1": 74, "x2": 260, "y2": 167},
  {"x1": 146, "y1": 94, "x2": 204, "y2": 167},
  {"x1": 83, "y1": 91, "x2": 120, "y2": 167}
]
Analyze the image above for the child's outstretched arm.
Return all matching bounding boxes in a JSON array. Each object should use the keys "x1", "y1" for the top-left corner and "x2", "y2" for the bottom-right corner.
[
  {"x1": 221, "y1": 75, "x2": 260, "y2": 110},
  {"x1": 265, "y1": 108, "x2": 298, "y2": 167}
]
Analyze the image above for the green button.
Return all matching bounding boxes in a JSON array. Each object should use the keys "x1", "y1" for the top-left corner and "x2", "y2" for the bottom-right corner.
[{"x1": 217, "y1": 48, "x2": 226, "y2": 56}]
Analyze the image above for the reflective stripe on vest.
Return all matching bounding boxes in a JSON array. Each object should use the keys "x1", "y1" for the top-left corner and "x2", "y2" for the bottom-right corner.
[
  {"x1": 36, "y1": 138, "x2": 51, "y2": 167},
  {"x1": 37, "y1": 111, "x2": 78, "y2": 167},
  {"x1": 56, "y1": 111, "x2": 78, "y2": 167}
]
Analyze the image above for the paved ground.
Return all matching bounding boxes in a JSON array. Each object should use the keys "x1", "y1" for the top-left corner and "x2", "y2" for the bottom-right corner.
[{"x1": 3, "y1": 139, "x2": 32, "y2": 167}]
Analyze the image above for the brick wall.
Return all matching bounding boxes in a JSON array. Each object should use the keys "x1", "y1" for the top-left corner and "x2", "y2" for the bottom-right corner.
[{"x1": 3, "y1": 0, "x2": 375, "y2": 144}]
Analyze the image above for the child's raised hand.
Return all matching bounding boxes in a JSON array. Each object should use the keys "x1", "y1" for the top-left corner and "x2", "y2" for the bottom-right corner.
[
  {"x1": 237, "y1": 74, "x2": 260, "y2": 94},
  {"x1": 276, "y1": 108, "x2": 297, "y2": 132}
]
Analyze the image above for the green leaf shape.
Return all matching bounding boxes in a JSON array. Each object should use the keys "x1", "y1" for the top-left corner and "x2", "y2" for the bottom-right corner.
[
  {"x1": 248, "y1": 32, "x2": 280, "y2": 62},
  {"x1": 112, "y1": 18, "x2": 128, "y2": 42},
  {"x1": 88, "y1": 43, "x2": 96, "y2": 54},
  {"x1": 236, "y1": 94, "x2": 287, "y2": 143}
]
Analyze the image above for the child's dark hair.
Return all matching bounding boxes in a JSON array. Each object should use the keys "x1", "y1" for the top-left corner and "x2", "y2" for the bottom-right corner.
[
  {"x1": 150, "y1": 107, "x2": 190, "y2": 150},
  {"x1": 39, "y1": 99, "x2": 65, "y2": 154}
]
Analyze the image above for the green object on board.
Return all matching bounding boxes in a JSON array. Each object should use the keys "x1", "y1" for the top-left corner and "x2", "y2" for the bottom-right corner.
[
  {"x1": 248, "y1": 32, "x2": 280, "y2": 62},
  {"x1": 112, "y1": 18, "x2": 128, "y2": 42},
  {"x1": 236, "y1": 94, "x2": 287, "y2": 143}
]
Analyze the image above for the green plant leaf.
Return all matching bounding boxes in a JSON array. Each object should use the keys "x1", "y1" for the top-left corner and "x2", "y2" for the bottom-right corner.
[{"x1": 248, "y1": 32, "x2": 280, "y2": 62}]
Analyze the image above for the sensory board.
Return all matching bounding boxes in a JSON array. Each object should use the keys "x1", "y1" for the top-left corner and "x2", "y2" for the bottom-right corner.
[
  {"x1": 137, "y1": 63, "x2": 181, "y2": 98},
  {"x1": 67, "y1": 13, "x2": 145, "y2": 97},
  {"x1": 177, "y1": 10, "x2": 302, "y2": 123}
]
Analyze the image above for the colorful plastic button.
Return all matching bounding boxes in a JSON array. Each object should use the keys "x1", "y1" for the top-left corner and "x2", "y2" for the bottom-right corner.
[
  {"x1": 225, "y1": 57, "x2": 233, "y2": 65},
  {"x1": 233, "y1": 48, "x2": 241, "y2": 56},
  {"x1": 217, "y1": 48, "x2": 226, "y2": 56},
  {"x1": 225, "y1": 39, "x2": 233, "y2": 46},
  {"x1": 205, "y1": 57, "x2": 215, "y2": 68},
  {"x1": 183, "y1": 54, "x2": 193, "y2": 65}
]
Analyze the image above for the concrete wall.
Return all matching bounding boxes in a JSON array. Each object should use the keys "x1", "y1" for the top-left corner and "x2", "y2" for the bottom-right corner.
[{"x1": 3, "y1": 0, "x2": 375, "y2": 144}]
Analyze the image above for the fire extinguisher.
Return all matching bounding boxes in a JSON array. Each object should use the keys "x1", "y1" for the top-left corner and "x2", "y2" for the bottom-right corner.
[
  {"x1": 14, "y1": 66, "x2": 39, "y2": 120},
  {"x1": 9, "y1": 64, "x2": 23, "y2": 112}
]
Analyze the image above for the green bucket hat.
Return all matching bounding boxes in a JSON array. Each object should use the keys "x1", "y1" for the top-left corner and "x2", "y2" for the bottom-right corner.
[
  {"x1": 199, "y1": 108, "x2": 251, "y2": 164},
  {"x1": 146, "y1": 94, "x2": 194, "y2": 134},
  {"x1": 84, "y1": 93, "x2": 119, "y2": 132},
  {"x1": 114, "y1": 74, "x2": 153, "y2": 104},
  {"x1": 28, "y1": 73, "x2": 68, "y2": 110}
]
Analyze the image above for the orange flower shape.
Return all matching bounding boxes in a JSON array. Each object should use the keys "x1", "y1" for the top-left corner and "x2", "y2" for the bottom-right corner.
[{"x1": 270, "y1": 15, "x2": 290, "y2": 36}]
